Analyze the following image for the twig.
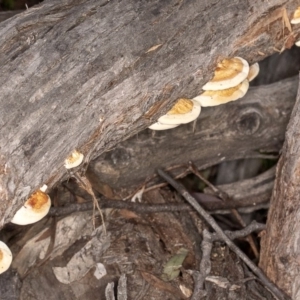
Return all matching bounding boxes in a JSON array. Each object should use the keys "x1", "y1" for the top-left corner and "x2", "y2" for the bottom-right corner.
[
  {"x1": 49, "y1": 200, "x2": 191, "y2": 216},
  {"x1": 190, "y1": 229, "x2": 213, "y2": 299},
  {"x1": 230, "y1": 209, "x2": 259, "y2": 258},
  {"x1": 73, "y1": 173, "x2": 107, "y2": 234},
  {"x1": 105, "y1": 282, "x2": 115, "y2": 300},
  {"x1": 48, "y1": 198, "x2": 269, "y2": 217},
  {"x1": 211, "y1": 221, "x2": 266, "y2": 242},
  {"x1": 117, "y1": 274, "x2": 127, "y2": 300},
  {"x1": 123, "y1": 166, "x2": 190, "y2": 200},
  {"x1": 189, "y1": 162, "x2": 229, "y2": 201},
  {"x1": 188, "y1": 270, "x2": 207, "y2": 299},
  {"x1": 157, "y1": 168, "x2": 291, "y2": 300},
  {"x1": 212, "y1": 202, "x2": 269, "y2": 215},
  {"x1": 189, "y1": 162, "x2": 259, "y2": 258}
]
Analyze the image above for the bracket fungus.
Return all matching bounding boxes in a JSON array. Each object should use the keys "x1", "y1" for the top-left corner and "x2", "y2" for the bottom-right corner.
[
  {"x1": 193, "y1": 79, "x2": 249, "y2": 107},
  {"x1": 0, "y1": 241, "x2": 12, "y2": 274},
  {"x1": 64, "y1": 150, "x2": 84, "y2": 169},
  {"x1": 149, "y1": 98, "x2": 201, "y2": 130},
  {"x1": 149, "y1": 58, "x2": 259, "y2": 127},
  {"x1": 148, "y1": 122, "x2": 180, "y2": 130},
  {"x1": 202, "y1": 57, "x2": 249, "y2": 90},
  {"x1": 11, "y1": 185, "x2": 51, "y2": 225},
  {"x1": 193, "y1": 60, "x2": 259, "y2": 107},
  {"x1": 291, "y1": 7, "x2": 300, "y2": 24}
]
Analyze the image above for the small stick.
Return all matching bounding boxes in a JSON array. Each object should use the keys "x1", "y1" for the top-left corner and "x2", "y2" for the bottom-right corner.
[
  {"x1": 190, "y1": 229, "x2": 213, "y2": 299},
  {"x1": 123, "y1": 166, "x2": 189, "y2": 200},
  {"x1": 48, "y1": 198, "x2": 269, "y2": 217},
  {"x1": 157, "y1": 168, "x2": 291, "y2": 300},
  {"x1": 189, "y1": 162, "x2": 259, "y2": 258},
  {"x1": 73, "y1": 173, "x2": 107, "y2": 234},
  {"x1": 49, "y1": 201, "x2": 191, "y2": 216},
  {"x1": 211, "y1": 221, "x2": 266, "y2": 242},
  {"x1": 189, "y1": 163, "x2": 228, "y2": 200}
]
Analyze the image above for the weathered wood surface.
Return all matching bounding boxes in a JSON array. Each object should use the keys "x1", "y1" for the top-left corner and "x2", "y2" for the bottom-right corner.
[
  {"x1": 259, "y1": 77, "x2": 300, "y2": 299},
  {"x1": 0, "y1": 0, "x2": 299, "y2": 227},
  {"x1": 87, "y1": 77, "x2": 297, "y2": 198}
]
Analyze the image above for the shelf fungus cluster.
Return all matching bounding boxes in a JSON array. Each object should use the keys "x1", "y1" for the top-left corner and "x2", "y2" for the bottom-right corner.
[
  {"x1": 149, "y1": 57, "x2": 259, "y2": 130},
  {"x1": 0, "y1": 241, "x2": 12, "y2": 274},
  {"x1": 291, "y1": 7, "x2": 300, "y2": 46},
  {"x1": 194, "y1": 58, "x2": 258, "y2": 107}
]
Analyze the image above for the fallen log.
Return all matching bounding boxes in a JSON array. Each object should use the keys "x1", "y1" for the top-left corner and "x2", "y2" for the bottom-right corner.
[{"x1": 0, "y1": 0, "x2": 298, "y2": 227}]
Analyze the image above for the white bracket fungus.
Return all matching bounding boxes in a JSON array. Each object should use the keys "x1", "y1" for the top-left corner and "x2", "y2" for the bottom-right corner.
[
  {"x1": 11, "y1": 185, "x2": 51, "y2": 225},
  {"x1": 0, "y1": 241, "x2": 13, "y2": 274},
  {"x1": 149, "y1": 98, "x2": 201, "y2": 130},
  {"x1": 194, "y1": 80, "x2": 249, "y2": 107},
  {"x1": 64, "y1": 150, "x2": 84, "y2": 169},
  {"x1": 202, "y1": 57, "x2": 249, "y2": 91},
  {"x1": 148, "y1": 122, "x2": 180, "y2": 130},
  {"x1": 193, "y1": 60, "x2": 259, "y2": 107},
  {"x1": 291, "y1": 7, "x2": 300, "y2": 24}
]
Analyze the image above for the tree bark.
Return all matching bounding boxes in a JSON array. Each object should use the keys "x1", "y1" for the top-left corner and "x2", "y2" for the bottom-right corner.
[
  {"x1": 0, "y1": 0, "x2": 298, "y2": 227},
  {"x1": 259, "y1": 77, "x2": 300, "y2": 298}
]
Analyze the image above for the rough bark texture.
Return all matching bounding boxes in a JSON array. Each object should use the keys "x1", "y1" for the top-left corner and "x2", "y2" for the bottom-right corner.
[
  {"x1": 87, "y1": 77, "x2": 296, "y2": 198},
  {"x1": 0, "y1": 0, "x2": 299, "y2": 227},
  {"x1": 259, "y1": 78, "x2": 300, "y2": 298}
]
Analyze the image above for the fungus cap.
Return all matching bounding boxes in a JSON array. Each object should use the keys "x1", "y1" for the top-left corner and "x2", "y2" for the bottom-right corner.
[
  {"x1": 11, "y1": 186, "x2": 51, "y2": 225},
  {"x1": 193, "y1": 79, "x2": 249, "y2": 107},
  {"x1": 291, "y1": 7, "x2": 300, "y2": 24},
  {"x1": 64, "y1": 150, "x2": 84, "y2": 169},
  {"x1": 0, "y1": 241, "x2": 12, "y2": 274},
  {"x1": 247, "y1": 63, "x2": 260, "y2": 82},
  {"x1": 157, "y1": 98, "x2": 201, "y2": 125},
  {"x1": 148, "y1": 122, "x2": 180, "y2": 130},
  {"x1": 202, "y1": 57, "x2": 249, "y2": 91},
  {"x1": 295, "y1": 40, "x2": 300, "y2": 47}
]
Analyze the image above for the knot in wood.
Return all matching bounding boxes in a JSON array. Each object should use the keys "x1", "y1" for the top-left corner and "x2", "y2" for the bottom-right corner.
[{"x1": 236, "y1": 109, "x2": 261, "y2": 135}]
